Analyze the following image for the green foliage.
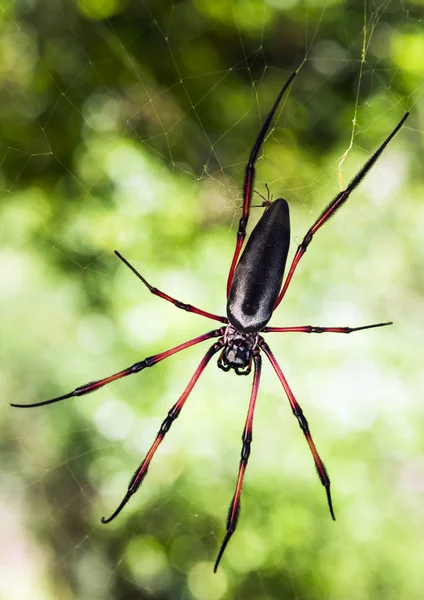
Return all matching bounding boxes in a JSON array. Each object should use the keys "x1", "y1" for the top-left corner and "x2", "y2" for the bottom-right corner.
[{"x1": 1, "y1": 1, "x2": 422, "y2": 599}]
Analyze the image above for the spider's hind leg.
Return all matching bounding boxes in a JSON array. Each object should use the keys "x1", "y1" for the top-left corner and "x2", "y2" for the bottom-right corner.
[{"x1": 115, "y1": 250, "x2": 227, "y2": 324}]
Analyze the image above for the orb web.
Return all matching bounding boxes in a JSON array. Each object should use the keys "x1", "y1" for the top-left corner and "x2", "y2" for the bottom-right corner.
[{"x1": 1, "y1": 0, "x2": 423, "y2": 599}]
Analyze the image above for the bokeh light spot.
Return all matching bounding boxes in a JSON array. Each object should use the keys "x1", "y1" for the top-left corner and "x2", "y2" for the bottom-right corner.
[
  {"x1": 77, "y1": 0, "x2": 128, "y2": 21},
  {"x1": 188, "y1": 561, "x2": 227, "y2": 600}
]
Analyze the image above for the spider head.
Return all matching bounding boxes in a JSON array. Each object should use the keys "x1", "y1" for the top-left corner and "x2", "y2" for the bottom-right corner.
[{"x1": 217, "y1": 325, "x2": 258, "y2": 376}]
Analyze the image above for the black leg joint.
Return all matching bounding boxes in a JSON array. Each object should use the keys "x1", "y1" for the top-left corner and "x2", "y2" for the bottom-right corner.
[
  {"x1": 302, "y1": 231, "x2": 313, "y2": 250},
  {"x1": 159, "y1": 407, "x2": 180, "y2": 435},
  {"x1": 238, "y1": 215, "x2": 248, "y2": 236},
  {"x1": 159, "y1": 417, "x2": 173, "y2": 435},
  {"x1": 130, "y1": 358, "x2": 153, "y2": 373},
  {"x1": 175, "y1": 300, "x2": 190, "y2": 311},
  {"x1": 241, "y1": 441, "x2": 251, "y2": 463},
  {"x1": 294, "y1": 408, "x2": 309, "y2": 432},
  {"x1": 240, "y1": 430, "x2": 252, "y2": 462}
]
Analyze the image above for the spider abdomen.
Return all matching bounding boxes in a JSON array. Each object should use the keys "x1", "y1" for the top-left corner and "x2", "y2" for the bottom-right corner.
[{"x1": 227, "y1": 198, "x2": 290, "y2": 333}]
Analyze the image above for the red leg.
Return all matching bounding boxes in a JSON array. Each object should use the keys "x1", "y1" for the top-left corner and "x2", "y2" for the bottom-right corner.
[
  {"x1": 101, "y1": 338, "x2": 224, "y2": 524},
  {"x1": 11, "y1": 328, "x2": 225, "y2": 408},
  {"x1": 259, "y1": 338, "x2": 335, "y2": 521},
  {"x1": 274, "y1": 112, "x2": 409, "y2": 309},
  {"x1": 226, "y1": 72, "x2": 297, "y2": 297},
  {"x1": 262, "y1": 321, "x2": 392, "y2": 334},
  {"x1": 115, "y1": 251, "x2": 227, "y2": 324},
  {"x1": 214, "y1": 350, "x2": 262, "y2": 572}
]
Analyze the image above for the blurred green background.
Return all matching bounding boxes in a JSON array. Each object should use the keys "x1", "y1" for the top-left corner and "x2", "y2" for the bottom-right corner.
[{"x1": 1, "y1": 0, "x2": 423, "y2": 599}]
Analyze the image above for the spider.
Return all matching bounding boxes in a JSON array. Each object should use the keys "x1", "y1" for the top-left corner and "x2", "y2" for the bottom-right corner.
[{"x1": 12, "y1": 71, "x2": 409, "y2": 571}]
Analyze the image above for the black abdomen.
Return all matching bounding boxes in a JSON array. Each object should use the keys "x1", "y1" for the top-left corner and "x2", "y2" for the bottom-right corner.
[{"x1": 227, "y1": 198, "x2": 290, "y2": 333}]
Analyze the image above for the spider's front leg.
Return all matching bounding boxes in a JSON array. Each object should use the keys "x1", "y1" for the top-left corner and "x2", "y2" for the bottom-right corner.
[
  {"x1": 259, "y1": 338, "x2": 335, "y2": 521},
  {"x1": 11, "y1": 329, "x2": 225, "y2": 408},
  {"x1": 262, "y1": 322, "x2": 393, "y2": 334},
  {"x1": 214, "y1": 350, "x2": 262, "y2": 572},
  {"x1": 101, "y1": 339, "x2": 225, "y2": 523}
]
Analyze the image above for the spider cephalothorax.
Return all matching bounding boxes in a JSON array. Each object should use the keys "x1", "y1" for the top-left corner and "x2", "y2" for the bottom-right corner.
[
  {"x1": 217, "y1": 325, "x2": 258, "y2": 375},
  {"x1": 12, "y1": 70, "x2": 409, "y2": 572}
]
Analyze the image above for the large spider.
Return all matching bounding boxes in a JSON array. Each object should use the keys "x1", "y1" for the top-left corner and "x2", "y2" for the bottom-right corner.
[{"x1": 12, "y1": 71, "x2": 409, "y2": 571}]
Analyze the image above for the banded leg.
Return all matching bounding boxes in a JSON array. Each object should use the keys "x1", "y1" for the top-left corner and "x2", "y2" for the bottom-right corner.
[
  {"x1": 11, "y1": 328, "x2": 225, "y2": 408},
  {"x1": 262, "y1": 321, "x2": 392, "y2": 334},
  {"x1": 274, "y1": 112, "x2": 409, "y2": 308},
  {"x1": 101, "y1": 339, "x2": 224, "y2": 524},
  {"x1": 214, "y1": 350, "x2": 262, "y2": 572},
  {"x1": 259, "y1": 338, "x2": 335, "y2": 520},
  {"x1": 116, "y1": 251, "x2": 227, "y2": 323},
  {"x1": 226, "y1": 72, "x2": 297, "y2": 297}
]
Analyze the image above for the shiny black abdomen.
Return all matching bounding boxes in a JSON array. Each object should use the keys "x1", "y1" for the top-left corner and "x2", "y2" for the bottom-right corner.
[{"x1": 227, "y1": 198, "x2": 290, "y2": 333}]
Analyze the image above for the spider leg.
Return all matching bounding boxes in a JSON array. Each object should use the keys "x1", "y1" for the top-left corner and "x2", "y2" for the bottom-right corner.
[
  {"x1": 252, "y1": 183, "x2": 272, "y2": 207},
  {"x1": 226, "y1": 72, "x2": 297, "y2": 297},
  {"x1": 274, "y1": 112, "x2": 409, "y2": 309},
  {"x1": 214, "y1": 350, "x2": 262, "y2": 572},
  {"x1": 262, "y1": 321, "x2": 392, "y2": 334},
  {"x1": 101, "y1": 338, "x2": 224, "y2": 524},
  {"x1": 11, "y1": 328, "x2": 225, "y2": 408},
  {"x1": 115, "y1": 251, "x2": 227, "y2": 323},
  {"x1": 259, "y1": 338, "x2": 335, "y2": 521}
]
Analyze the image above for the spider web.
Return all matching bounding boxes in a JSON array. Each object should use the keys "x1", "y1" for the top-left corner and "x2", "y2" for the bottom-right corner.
[{"x1": 1, "y1": 0, "x2": 423, "y2": 598}]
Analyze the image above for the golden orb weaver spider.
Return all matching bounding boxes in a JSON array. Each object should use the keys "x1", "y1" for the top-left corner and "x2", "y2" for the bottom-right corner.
[{"x1": 12, "y1": 71, "x2": 409, "y2": 571}]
